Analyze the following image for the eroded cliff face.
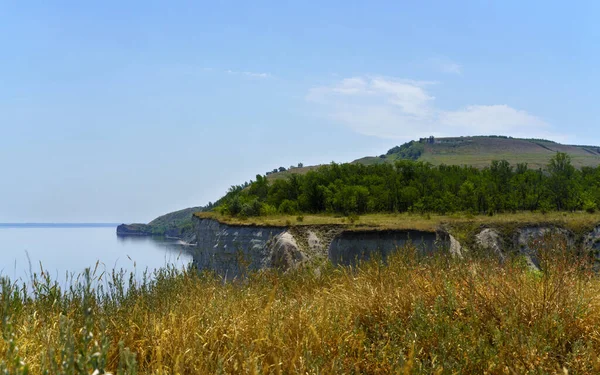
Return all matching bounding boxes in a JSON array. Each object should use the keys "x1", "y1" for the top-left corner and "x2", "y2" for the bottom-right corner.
[
  {"x1": 192, "y1": 218, "x2": 287, "y2": 278},
  {"x1": 585, "y1": 226, "x2": 600, "y2": 257},
  {"x1": 191, "y1": 218, "x2": 448, "y2": 277},
  {"x1": 328, "y1": 230, "x2": 442, "y2": 266},
  {"x1": 191, "y1": 217, "x2": 600, "y2": 276}
]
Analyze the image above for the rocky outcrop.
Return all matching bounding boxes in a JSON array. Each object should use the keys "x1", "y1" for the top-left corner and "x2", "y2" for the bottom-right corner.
[
  {"x1": 584, "y1": 226, "x2": 600, "y2": 253},
  {"x1": 268, "y1": 232, "x2": 307, "y2": 270},
  {"x1": 448, "y1": 234, "x2": 463, "y2": 257},
  {"x1": 473, "y1": 226, "x2": 584, "y2": 270},
  {"x1": 475, "y1": 228, "x2": 505, "y2": 261},
  {"x1": 515, "y1": 227, "x2": 574, "y2": 269},
  {"x1": 584, "y1": 226, "x2": 600, "y2": 269}
]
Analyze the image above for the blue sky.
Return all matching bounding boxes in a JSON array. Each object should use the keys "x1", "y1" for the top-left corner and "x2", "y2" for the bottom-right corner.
[{"x1": 1, "y1": 1, "x2": 599, "y2": 222}]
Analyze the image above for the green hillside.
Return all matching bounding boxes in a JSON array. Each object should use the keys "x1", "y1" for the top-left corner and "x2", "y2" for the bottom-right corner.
[
  {"x1": 117, "y1": 206, "x2": 207, "y2": 237},
  {"x1": 356, "y1": 136, "x2": 600, "y2": 169}
]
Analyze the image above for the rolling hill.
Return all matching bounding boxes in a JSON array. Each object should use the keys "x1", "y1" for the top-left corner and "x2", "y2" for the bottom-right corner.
[
  {"x1": 356, "y1": 136, "x2": 600, "y2": 170},
  {"x1": 266, "y1": 136, "x2": 600, "y2": 182}
]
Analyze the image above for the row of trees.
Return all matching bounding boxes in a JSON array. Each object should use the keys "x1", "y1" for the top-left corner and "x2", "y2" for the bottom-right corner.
[{"x1": 215, "y1": 153, "x2": 600, "y2": 216}]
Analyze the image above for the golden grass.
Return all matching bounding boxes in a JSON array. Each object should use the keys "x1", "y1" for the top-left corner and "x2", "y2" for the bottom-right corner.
[
  {"x1": 195, "y1": 211, "x2": 600, "y2": 233},
  {"x1": 2, "y1": 242, "x2": 600, "y2": 374}
]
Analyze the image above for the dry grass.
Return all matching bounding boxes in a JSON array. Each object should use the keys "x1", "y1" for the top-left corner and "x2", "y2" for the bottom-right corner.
[
  {"x1": 2, "y1": 239, "x2": 600, "y2": 374},
  {"x1": 195, "y1": 211, "x2": 600, "y2": 234}
]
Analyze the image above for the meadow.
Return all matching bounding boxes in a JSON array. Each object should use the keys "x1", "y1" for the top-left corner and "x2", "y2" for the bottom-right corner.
[{"x1": 1, "y1": 238, "x2": 600, "y2": 374}]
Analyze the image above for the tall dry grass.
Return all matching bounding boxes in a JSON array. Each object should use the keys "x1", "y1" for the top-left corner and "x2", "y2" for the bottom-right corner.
[{"x1": 1, "y1": 240, "x2": 600, "y2": 374}]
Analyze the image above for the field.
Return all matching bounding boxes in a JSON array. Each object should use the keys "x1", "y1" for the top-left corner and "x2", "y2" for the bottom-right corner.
[{"x1": 2, "y1": 240, "x2": 600, "y2": 374}]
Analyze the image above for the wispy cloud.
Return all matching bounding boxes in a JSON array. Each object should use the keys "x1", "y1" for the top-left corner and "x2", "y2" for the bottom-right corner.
[
  {"x1": 307, "y1": 76, "x2": 564, "y2": 141},
  {"x1": 428, "y1": 57, "x2": 462, "y2": 75},
  {"x1": 226, "y1": 70, "x2": 271, "y2": 79}
]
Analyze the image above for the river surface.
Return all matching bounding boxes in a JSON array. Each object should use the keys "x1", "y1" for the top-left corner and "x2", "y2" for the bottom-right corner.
[{"x1": 0, "y1": 224, "x2": 193, "y2": 284}]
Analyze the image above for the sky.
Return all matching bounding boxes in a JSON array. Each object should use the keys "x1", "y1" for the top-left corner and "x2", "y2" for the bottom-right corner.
[{"x1": 1, "y1": 1, "x2": 599, "y2": 223}]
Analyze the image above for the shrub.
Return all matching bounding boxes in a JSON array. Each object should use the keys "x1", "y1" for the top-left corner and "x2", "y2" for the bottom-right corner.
[
  {"x1": 241, "y1": 198, "x2": 262, "y2": 217},
  {"x1": 583, "y1": 199, "x2": 597, "y2": 214},
  {"x1": 279, "y1": 199, "x2": 299, "y2": 215},
  {"x1": 228, "y1": 196, "x2": 243, "y2": 216},
  {"x1": 260, "y1": 203, "x2": 278, "y2": 216}
]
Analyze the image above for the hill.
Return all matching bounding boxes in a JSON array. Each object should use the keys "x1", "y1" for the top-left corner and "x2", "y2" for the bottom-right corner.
[
  {"x1": 120, "y1": 136, "x2": 600, "y2": 236},
  {"x1": 116, "y1": 206, "x2": 206, "y2": 238},
  {"x1": 355, "y1": 136, "x2": 600, "y2": 169}
]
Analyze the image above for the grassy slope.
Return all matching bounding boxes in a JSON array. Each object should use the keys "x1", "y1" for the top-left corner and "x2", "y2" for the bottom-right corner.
[
  {"x1": 419, "y1": 137, "x2": 600, "y2": 169},
  {"x1": 147, "y1": 206, "x2": 204, "y2": 228},
  {"x1": 265, "y1": 165, "x2": 321, "y2": 182},
  {"x1": 262, "y1": 137, "x2": 600, "y2": 182},
  {"x1": 357, "y1": 137, "x2": 600, "y2": 169},
  {"x1": 119, "y1": 206, "x2": 205, "y2": 236}
]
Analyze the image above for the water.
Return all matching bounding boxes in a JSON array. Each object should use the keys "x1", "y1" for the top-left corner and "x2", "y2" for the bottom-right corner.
[{"x1": 0, "y1": 224, "x2": 193, "y2": 284}]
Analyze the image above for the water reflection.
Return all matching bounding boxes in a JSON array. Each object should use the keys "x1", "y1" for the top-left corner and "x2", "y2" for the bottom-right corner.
[
  {"x1": 116, "y1": 234, "x2": 195, "y2": 256},
  {"x1": 0, "y1": 227, "x2": 194, "y2": 285}
]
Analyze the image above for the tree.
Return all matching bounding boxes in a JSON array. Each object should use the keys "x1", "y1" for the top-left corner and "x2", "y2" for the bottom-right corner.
[
  {"x1": 547, "y1": 152, "x2": 577, "y2": 210},
  {"x1": 248, "y1": 174, "x2": 269, "y2": 200},
  {"x1": 214, "y1": 152, "x2": 594, "y2": 216}
]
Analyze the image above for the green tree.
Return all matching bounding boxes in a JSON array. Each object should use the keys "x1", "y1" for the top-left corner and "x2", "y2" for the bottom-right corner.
[{"x1": 546, "y1": 152, "x2": 577, "y2": 210}]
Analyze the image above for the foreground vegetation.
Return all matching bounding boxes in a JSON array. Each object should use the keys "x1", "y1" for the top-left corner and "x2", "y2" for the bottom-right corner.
[{"x1": 2, "y1": 241, "x2": 600, "y2": 374}]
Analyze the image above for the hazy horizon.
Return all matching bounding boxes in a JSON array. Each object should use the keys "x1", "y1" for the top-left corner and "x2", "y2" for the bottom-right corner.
[{"x1": 2, "y1": 1, "x2": 599, "y2": 223}]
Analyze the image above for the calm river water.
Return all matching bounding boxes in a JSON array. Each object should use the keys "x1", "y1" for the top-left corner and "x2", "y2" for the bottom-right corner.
[{"x1": 0, "y1": 224, "x2": 193, "y2": 284}]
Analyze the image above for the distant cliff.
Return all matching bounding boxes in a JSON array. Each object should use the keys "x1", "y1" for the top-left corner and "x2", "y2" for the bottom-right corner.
[{"x1": 117, "y1": 206, "x2": 204, "y2": 241}]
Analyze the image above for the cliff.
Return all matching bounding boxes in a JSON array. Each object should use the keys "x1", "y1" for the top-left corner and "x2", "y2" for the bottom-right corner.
[
  {"x1": 189, "y1": 216, "x2": 600, "y2": 277},
  {"x1": 190, "y1": 216, "x2": 451, "y2": 278}
]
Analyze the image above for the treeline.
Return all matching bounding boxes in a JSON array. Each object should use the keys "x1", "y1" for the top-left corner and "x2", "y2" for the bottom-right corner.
[{"x1": 215, "y1": 153, "x2": 600, "y2": 216}]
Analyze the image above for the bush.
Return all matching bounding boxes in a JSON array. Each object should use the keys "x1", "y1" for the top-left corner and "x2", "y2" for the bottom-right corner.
[
  {"x1": 241, "y1": 198, "x2": 262, "y2": 217},
  {"x1": 260, "y1": 203, "x2": 278, "y2": 216},
  {"x1": 228, "y1": 196, "x2": 243, "y2": 216},
  {"x1": 296, "y1": 215, "x2": 304, "y2": 222},
  {"x1": 279, "y1": 200, "x2": 299, "y2": 215},
  {"x1": 583, "y1": 199, "x2": 597, "y2": 214}
]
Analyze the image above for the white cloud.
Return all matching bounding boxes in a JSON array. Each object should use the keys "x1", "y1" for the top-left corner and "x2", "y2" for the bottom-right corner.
[
  {"x1": 307, "y1": 76, "x2": 562, "y2": 141},
  {"x1": 226, "y1": 70, "x2": 271, "y2": 79}
]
